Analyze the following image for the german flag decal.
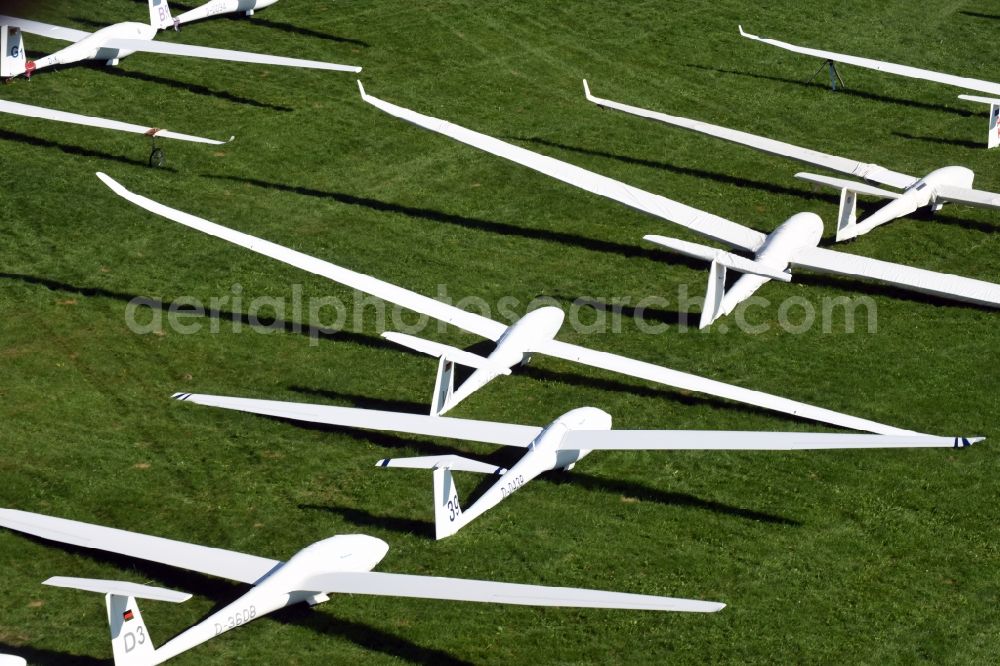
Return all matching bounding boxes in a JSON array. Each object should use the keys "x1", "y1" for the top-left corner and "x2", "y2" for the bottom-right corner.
[{"x1": 123, "y1": 609, "x2": 135, "y2": 622}]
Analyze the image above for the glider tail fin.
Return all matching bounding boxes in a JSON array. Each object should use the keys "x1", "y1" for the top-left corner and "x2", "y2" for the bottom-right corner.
[
  {"x1": 642, "y1": 235, "x2": 789, "y2": 328},
  {"x1": 957, "y1": 95, "x2": 1000, "y2": 149},
  {"x1": 0, "y1": 25, "x2": 26, "y2": 78},
  {"x1": 149, "y1": 0, "x2": 176, "y2": 30},
  {"x1": 989, "y1": 101, "x2": 1000, "y2": 150},
  {"x1": 107, "y1": 594, "x2": 156, "y2": 666},
  {"x1": 433, "y1": 466, "x2": 464, "y2": 540},
  {"x1": 41, "y1": 576, "x2": 190, "y2": 666}
]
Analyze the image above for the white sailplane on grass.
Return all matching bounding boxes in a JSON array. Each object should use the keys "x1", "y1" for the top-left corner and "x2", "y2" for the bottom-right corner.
[
  {"x1": 170, "y1": 392, "x2": 982, "y2": 540},
  {"x1": 355, "y1": 82, "x2": 1000, "y2": 328},
  {"x1": 0, "y1": 508, "x2": 724, "y2": 664},
  {"x1": 97, "y1": 171, "x2": 921, "y2": 435}
]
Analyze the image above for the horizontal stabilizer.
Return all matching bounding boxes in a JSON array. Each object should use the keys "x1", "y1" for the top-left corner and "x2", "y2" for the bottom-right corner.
[
  {"x1": 934, "y1": 185, "x2": 1000, "y2": 209},
  {"x1": 377, "y1": 455, "x2": 506, "y2": 475},
  {"x1": 43, "y1": 576, "x2": 191, "y2": 603},
  {"x1": 644, "y1": 235, "x2": 791, "y2": 281},
  {"x1": 302, "y1": 570, "x2": 725, "y2": 613},
  {"x1": 794, "y1": 172, "x2": 901, "y2": 199},
  {"x1": 559, "y1": 430, "x2": 983, "y2": 451},
  {"x1": 382, "y1": 331, "x2": 511, "y2": 374}
]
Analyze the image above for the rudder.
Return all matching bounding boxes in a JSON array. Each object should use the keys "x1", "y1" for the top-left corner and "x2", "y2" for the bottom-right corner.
[
  {"x1": 148, "y1": 0, "x2": 176, "y2": 30},
  {"x1": 433, "y1": 466, "x2": 463, "y2": 540},
  {"x1": 108, "y1": 594, "x2": 156, "y2": 666},
  {"x1": 0, "y1": 25, "x2": 25, "y2": 78}
]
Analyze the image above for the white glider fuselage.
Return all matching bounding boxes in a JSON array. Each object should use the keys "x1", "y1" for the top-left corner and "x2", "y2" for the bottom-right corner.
[
  {"x1": 449, "y1": 407, "x2": 611, "y2": 532},
  {"x1": 175, "y1": 0, "x2": 279, "y2": 25},
  {"x1": 150, "y1": 535, "x2": 389, "y2": 664},
  {"x1": 714, "y1": 212, "x2": 823, "y2": 320},
  {"x1": 444, "y1": 306, "x2": 565, "y2": 412},
  {"x1": 27, "y1": 22, "x2": 156, "y2": 76}
]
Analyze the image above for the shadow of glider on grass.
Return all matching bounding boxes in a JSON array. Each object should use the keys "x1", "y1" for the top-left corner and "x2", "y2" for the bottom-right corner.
[
  {"x1": 738, "y1": 26, "x2": 1000, "y2": 149},
  {"x1": 355, "y1": 83, "x2": 1000, "y2": 329},
  {"x1": 98, "y1": 172, "x2": 919, "y2": 435},
  {"x1": 0, "y1": 0, "x2": 360, "y2": 80},
  {"x1": 171, "y1": 394, "x2": 982, "y2": 540},
  {"x1": 0, "y1": 509, "x2": 723, "y2": 665},
  {"x1": 582, "y1": 80, "x2": 1000, "y2": 241}
]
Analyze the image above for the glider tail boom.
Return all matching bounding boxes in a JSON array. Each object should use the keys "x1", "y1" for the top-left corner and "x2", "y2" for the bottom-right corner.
[{"x1": 0, "y1": 25, "x2": 25, "y2": 78}]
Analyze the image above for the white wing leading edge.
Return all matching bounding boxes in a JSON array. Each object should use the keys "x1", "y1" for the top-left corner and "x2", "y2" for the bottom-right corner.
[
  {"x1": 358, "y1": 82, "x2": 766, "y2": 252},
  {"x1": 739, "y1": 26, "x2": 1000, "y2": 97},
  {"x1": 172, "y1": 393, "x2": 543, "y2": 446},
  {"x1": 793, "y1": 247, "x2": 1000, "y2": 309},
  {"x1": 582, "y1": 80, "x2": 917, "y2": 190},
  {"x1": 537, "y1": 339, "x2": 919, "y2": 436},
  {"x1": 558, "y1": 430, "x2": 982, "y2": 451},
  {"x1": 0, "y1": 15, "x2": 90, "y2": 42},
  {"x1": 303, "y1": 571, "x2": 725, "y2": 613},
  {"x1": 95, "y1": 172, "x2": 506, "y2": 341},
  {"x1": 0, "y1": 509, "x2": 280, "y2": 585},
  {"x1": 105, "y1": 38, "x2": 362, "y2": 73},
  {"x1": 0, "y1": 100, "x2": 230, "y2": 145}
]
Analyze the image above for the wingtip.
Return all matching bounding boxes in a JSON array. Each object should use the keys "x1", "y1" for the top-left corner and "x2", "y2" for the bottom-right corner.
[
  {"x1": 738, "y1": 24, "x2": 746, "y2": 35},
  {"x1": 582, "y1": 78, "x2": 591, "y2": 99},
  {"x1": 357, "y1": 79, "x2": 366, "y2": 98}
]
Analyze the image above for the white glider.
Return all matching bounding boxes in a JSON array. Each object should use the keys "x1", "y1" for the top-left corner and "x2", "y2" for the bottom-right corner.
[
  {"x1": 170, "y1": 393, "x2": 983, "y2": 539},
  {"x1": 0, "y1": 0, "x2": 360, "y2": 79},
  {"x1": 738, "y1": 26, "x2": 1000, "y2": 148},
  {"x1": 174, "y1": 0, "x2": 280, "y2": 27},
  {"x1": 0, "y1": 508, "x2": 723, "y2": 664},
  {"x1": 582, "y1": 80, "x2": 1000, "y2": 241},
  {"x1": 0, "y1": 97, "x2": 230, "y2": 145},
  {"x1": 98, "y1": 171, "x2": 919, "y2": 436},
  {"x1": 356, "y1": 82, "x2": 1000, "y2": 326}
]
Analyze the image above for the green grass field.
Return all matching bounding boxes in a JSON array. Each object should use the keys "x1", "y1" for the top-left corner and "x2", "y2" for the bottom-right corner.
[{"x1": 1, "y1": 0, "x2": 998, "y2": 663}]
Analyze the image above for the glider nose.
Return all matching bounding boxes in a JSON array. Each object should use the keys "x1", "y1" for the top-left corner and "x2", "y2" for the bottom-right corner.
[{"x1": 23, "y1": 60, "x2": 35, "y2": 78}]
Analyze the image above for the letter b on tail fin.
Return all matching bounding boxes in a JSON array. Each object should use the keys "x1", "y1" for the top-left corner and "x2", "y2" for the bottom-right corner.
[
  {"x1": 433, "y1": 466, "x2": 463, "y2": 540},
  {"x1": 1, "y1": 26, "x2": 26, "y2": 78},
  {"x1": 149, "y1": 0, "x2": 176, "y2": 30},
  {"x1": 108, "y1": 594, "x2": 155, "y2": 666}
]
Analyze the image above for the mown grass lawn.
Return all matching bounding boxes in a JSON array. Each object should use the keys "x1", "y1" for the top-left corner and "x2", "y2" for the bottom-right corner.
[{"x1": 0, "y1": 0, "x2": 997, "y2": 663}]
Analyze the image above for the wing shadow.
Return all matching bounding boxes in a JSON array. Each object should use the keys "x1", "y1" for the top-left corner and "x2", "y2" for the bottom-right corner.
[
  {"x1": 685, "y1": 63, "x2": 975, "y2": 117},
  {"x1": 512, "y1": 135, "x2": 836, "y2": 203},
  {"x1": 0, "y1": 129, "x2": 176, "y2": 170},
  {"x1": 94, "y1": 62, "x2": 294, "y2": 112},
  {"x1": 0, "y1": 643, "x2": 105, "y2": 666},
  {"x1": 541, "y1": 470, "x2": 801, "y2": 526},
  {"x1": 201, "y1": 174, "x2": 677, "y2": 264},
  {"x1": 892, "y1": 131, "x2": 983, "y2": 150},
  {"x1": 269, "y1": 606, "x2": 472, "y2": 666},
  {"x1": 0, "y1": 273, "x2": 394, "y2": 352}
]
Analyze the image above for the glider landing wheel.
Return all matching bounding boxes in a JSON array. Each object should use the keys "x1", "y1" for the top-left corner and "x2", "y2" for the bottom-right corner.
[{"x1": 148, "y1": 147, "x2": 165, "y2": 168}]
